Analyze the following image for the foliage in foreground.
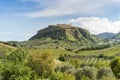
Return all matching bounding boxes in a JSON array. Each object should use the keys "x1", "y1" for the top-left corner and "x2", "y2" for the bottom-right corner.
[
  {"x1": 97, "y1": 67, "x2": 115, "y2": 80},
  {"x1": 110, "y1": 57, "x2": 120, "y2": 79},
  {"x1": 2, "y1": 63, "x2": 32, "y2": 80},
  {"x1": 26, "y1": 52, "x2": 55, "y2": 79},
  {"x1": 0, "y1": 48, "x2": 120, "y2": 80},
  {"x1": 74, "y1": 66, "x2": 97, "y2": 80},
  {"x1": 50, "y1": 72, "x2": 75, "y2": 80}
]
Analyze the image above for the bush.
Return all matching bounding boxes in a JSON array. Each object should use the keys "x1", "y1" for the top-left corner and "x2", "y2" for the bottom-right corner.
[
  {"x1": 7, "y1": 49, "x2": 28, "y2": 63},
  {"x1": 80, "y1": 75, "x2": 90, "y2": 80},
  {"x1": 26, "y1": 52, "x2": 55, "y2": 79},
  {"x1": 94, "y1": 61, "x2": 109, "y2": 69},
  {"x1": 50, "y1": 72, "x2": 75, "y2": 80},
  {"x1": 59, "y1": 55, "x2": 66, "y2": 62},
  {"x1": 67, "y1": 69, "x2": 76, "y2": 75},
  {"x1": 2, "y1": 63, "x2": 32, "y2": 80},
  {"x1": 97, "y1": 76, "x2": 116, "y2": 80},
  {"x1": 74, "y1": 66, "x2": 97, "y2": 80},
  {"x1": 69, "y1": 59, "x2": 81, "y2": 69},
  {"x1": 110, "y1": 57, "x2": 120, "y2": 78},
  {"x1": 61, "y1": 63, "x2": 74, "y2": 72},
  {"x1": 97, "y1": 67, "x2": 115, "y2": 80}
]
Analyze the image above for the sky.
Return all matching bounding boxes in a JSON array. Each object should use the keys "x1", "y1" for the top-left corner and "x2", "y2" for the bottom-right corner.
[{"x1": 1, "y1": 0, "x2": 120, "y2": 41}]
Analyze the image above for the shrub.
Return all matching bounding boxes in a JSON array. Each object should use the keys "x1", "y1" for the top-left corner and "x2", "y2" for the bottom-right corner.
[
  {"x1": 7, "y1": 49, "x2": 28, "y2": 63},
  {"x1": 69, "y1": 59, "x2": 81, "y2": 69},
  {"x1": 97, "y1": 76, "x2": 116, "y2": 80},
  {"x1": 110, "y1": 57, "x2": 120, "y2": 78},
  {"x1": 59, "y1": 55, "x2": 66, "y2": 62},
  {"x1": 50, "y1": 72, "x2": 75, "y2": 80},
  {"x1": 97, "y1": 67, "x2": 115, "y2": 80},
  {"x1": 2, "y1": 63, "x2": 32, "y2": 80},
  {"x1": 74, "y1": 66, "x2": 97, "y2": 80},
  {"x1": 61, "y1": 63, "x2": 74, "y2": 72},
  {"x1": 26, "y1": 52, "x2": 55, "y2": 79},
  {"x1": 80, "y1": 75, "x2": 90, "y2": 80},
  {"x1": 67, "y1": 69, "x2": 76, "y2": 75},
  {"x1": 94, "y1": 61, "x2": 109, "y2": 69}
]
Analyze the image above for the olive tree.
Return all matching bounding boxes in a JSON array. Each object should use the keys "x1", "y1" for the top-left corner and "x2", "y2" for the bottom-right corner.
[{"x1": 26, "y1": 52, "x2": 55, "y2": 79}]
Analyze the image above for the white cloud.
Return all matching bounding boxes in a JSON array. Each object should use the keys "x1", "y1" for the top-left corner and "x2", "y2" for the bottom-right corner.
[
  {"x1": 69, "y1": 17, "x2": 120, "y2": 34},
  {"x1": 19, "y1": 0, "x2": 120, "y2": 18},
  {"x1": 24, "y1": 9, "x2": 76, "y2": 18}
]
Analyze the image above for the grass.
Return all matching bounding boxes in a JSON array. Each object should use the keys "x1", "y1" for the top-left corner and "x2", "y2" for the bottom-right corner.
[
  {"x1": 0, "y1": 43, "x2": 16, "y2": 55},
  {"x1": 0, "y1": 43, "x2": 16, "y2": 49},
  {"x1": 28, "y1": 48, "x2": 76, "y2": 59},
  {"x1": 77, "y1": 44, "x2": 120, "y2": 56},
  {"x1": 27, "y1": 44, "x2": 120, "y2": 60}
]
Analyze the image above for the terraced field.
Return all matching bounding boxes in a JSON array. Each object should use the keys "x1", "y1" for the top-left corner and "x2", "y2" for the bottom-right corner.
[{"x1": 81, "y1": 58, "x2": 110, "y2": 64}]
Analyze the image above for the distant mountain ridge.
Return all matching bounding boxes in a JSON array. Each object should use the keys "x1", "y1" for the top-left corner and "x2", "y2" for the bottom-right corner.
[
  {"x1": 97, "y1": 32, "x2": 120, "y2": 40},
  {"x1": 97, "y1": 32, "x2": 115, "y2": 39},
  {"x1": 111, "y1": 32, "x2": 120, "y2": 39},
  {"x1": 30, "y1": 24, "x2": 93, "y2": 42}
]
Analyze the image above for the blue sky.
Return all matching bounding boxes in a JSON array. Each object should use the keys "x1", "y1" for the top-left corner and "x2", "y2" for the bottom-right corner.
[{"x1": 1, "y1": 0, "x2": 120, "y2": 41}]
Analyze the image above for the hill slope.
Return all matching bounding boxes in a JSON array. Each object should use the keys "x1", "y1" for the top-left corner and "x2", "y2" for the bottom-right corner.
[
  {"x1": 0, "y1": 42, "x2": 16, "y2": 56},
  {"x1": 0, "y1": 43, "x2": 16, "y2": 49},
  {"x1": 30, "y1": 24, "x2": 93, "y2": 41},
  {"x1": 16, "y1": 24, "x2": 99, "y2": 50},
  {"x1": 76, "y1": 44, "x2": 120, "y2": 56}
]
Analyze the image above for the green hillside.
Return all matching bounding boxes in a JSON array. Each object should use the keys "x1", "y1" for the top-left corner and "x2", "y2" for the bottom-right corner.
[
  {"x1": 76, "y1": 44, "x2": 120, "y2": 56},
  {"x1": 28, "y1": 48, "x2": 76, "y2": 59},
  {"x1": 14, "y1": 24, "x2": 104, "y2": 50},
  {"x1": 30, "y1": 24, "x2": 93, "y2": 41},
  {"x1": 26, "y1": 43, "x2": 120, "y2": 59},
  {"x1": 0, "y1": 43, "x2": 17, "y2": 60},
  {"x1": 0, "y1": 43, "x2": 16, "y2": 55}
]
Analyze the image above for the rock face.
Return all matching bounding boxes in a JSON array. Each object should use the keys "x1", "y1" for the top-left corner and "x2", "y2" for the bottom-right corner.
[{"x1": 29, "y1": 24, "x2": 93, "y2": 41}]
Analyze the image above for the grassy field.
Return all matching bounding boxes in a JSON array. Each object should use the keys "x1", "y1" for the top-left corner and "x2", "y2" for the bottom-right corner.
[
  {"x1": 28, "y1": 44, "x2": 120, "y2": 58},
  {"x1": 0, "y1": 43, "x2": 16, "y2": 55},
  {"x1": 28, "y1": 48, "x2": 76, "y2": 59},
  {"x1": 76, "y1": 45, "x2": 120, "y2": 56}
]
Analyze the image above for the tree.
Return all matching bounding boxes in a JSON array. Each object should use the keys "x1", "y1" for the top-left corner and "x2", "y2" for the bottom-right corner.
[
  {"x1": 110, "y1": 57, "x2": 120, "y2": 78},
  {"x1": 26, "y1": 52, "x2": 55, "y2": 79}
]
